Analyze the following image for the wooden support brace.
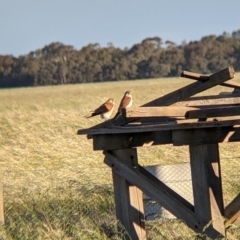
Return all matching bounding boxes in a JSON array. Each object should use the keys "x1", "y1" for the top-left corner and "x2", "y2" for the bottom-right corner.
[
  {"x1": 93, "y1": 130, "x2": 172, "y2": 150},
  {"x1": 104, "y1": 149, "x2": 146, "y2": 240},
  {"x1": 91, "y1": 126, "x2": 240, "y2": 150},
  {"x1": 104, "y1": 150, "x2": 210, "y2": 235},
  {"x1": 189, "y1": 143, "x2": 225, "y2": 238},
  {"x1": 172, "y1": 126, "x2": 240, "y2": 146},
  {"x1": 224, "y1": 193, "x2": 240, "y2": 227}
]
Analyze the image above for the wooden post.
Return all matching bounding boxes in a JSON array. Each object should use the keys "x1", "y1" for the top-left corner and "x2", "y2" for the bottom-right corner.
[
  {"x1": 104, "y1": 149, "x2": 146, "y2": 240},
  {"x1": 189, "y1": 143, "x2": 225, "y2": 238}
]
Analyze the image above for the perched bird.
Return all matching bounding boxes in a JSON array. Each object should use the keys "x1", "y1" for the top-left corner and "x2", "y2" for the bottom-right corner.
[
  {"x1": 85, "y1": 98, "x2": 115, "y2": 121},
  {"x1": 114, "y1": 91, "x2": 133, "y2": 118}
]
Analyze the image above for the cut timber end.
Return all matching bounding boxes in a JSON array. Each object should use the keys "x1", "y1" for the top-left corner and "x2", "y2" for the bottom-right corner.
[{"x1": 209, "y1": 66, "x2": 235, "y2": 81}]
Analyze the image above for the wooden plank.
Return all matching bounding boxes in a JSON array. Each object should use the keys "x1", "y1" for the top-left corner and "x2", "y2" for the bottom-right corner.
[
  {"x1": 173, "y1": 126, "x2": 240, "y2": 146},
  {"x1": 93, "y1": 126, "x2": 240, "y2": 150},
  {"x1": 123, "y1": 106, "x2": 198, "y2": 118},
  {"x1": 104, "y1": 150, "x2": 206, "y2": 234},
  {"x1": 176, "y1": 115, "x2": 240, "y2": 123},
  {"x1": 106, "y1": 149, "x2": 146, "y2": 240},
  {"x1": 142, "y1": 67, "x2": 234, "y2": 107},
  {"x1": 124, "y1": 105, "x2": 240, "y2": 119},
  {"x1": 189, "y1": 143, "x2": 225, "y2": 238},
  {"x1": 93, "y1": 130, "x2": 172, "y2": 150},
  {"x1": 185, "y1": 106, "x2": 240, "y2": 119},
  {"x1": 220, "y1": 79, "x2": 240, "y2": 89},
  {"x1": 174, "y1": 95, "x2": 240, "y2": 107},
  {"x1": 181, "y1": 70, "x2": 240, "y2": 89},
  {"x1": 224, "y1": 193, "x2": 240, "y2": 227},
  {"x1": 78, "y1": 118, "x2": 240, "y2": 135}
]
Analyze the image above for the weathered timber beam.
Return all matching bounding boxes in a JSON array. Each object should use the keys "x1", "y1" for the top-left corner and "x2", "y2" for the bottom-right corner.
[
  {"x1": 224, "y1": 193, "x2": 240, "y2": 227},
  {"x1": 142, "y1": 67, "x2": 234, "y2": 107},
  {"x1": 172, "y1": 126, "x2": 240, "y2": 146},
  {"x1": 123, "y1": 106, "x2": 198, "y2": 118},
  {"x1": 174, "y1": 94, "x2": 240, "y2": 107},
  {"x1": 78, "y1": 118, "x2": 240, "y2": 135},
  {"x1": 181, "y1": 70, "x2": 240, "y2": 89},
  {"x1": 103, "y1": 151, "x2": 205, "y2": 233},
  {"x1": 92, "y1": 126, "x2": 240, "y2": 150},
  {"x1": 186, "y1": 106, "x2": 240, "y2": 119},
  {"x1": 93, "y1": 131, "x2": 172, "y2": 150},
  {"x1": 176, "y1": 115, "x2": 240, "y2": 123},
  {"x1": 124, "y1": 105, "x2": 240, "y2": 119},
  {"x1": 189, "y1": 143, "x2": 225, "y2": 238}
]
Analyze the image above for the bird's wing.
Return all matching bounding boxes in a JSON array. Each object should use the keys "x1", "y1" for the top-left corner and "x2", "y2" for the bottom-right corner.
[
  {"x1": 118, "y1": 96, "x2": 131, "y2": 111},
  {"x1": 85, "y1": 101, "x2": 113, "y2": 118},
  {"x1": 104, "y1": 101, "x2": 114, "y2": 111},
  {"x1": 92, "y1": 103, "x2": 109, "y2": 114}
]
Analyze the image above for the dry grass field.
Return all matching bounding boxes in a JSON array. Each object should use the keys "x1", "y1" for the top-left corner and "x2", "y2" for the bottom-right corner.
[{"x1": 0, "y1": 73, "x2": 240, "y2": 239}]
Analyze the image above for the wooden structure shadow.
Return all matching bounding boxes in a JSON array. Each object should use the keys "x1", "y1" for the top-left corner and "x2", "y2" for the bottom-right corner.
[{"x1": 78, "y1": 67, "x2": 240, "y2": 240}]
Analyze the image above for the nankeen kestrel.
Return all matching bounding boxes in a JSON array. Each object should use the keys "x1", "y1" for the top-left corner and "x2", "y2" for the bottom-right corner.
[
  {"x1": 114, "y1": 91, "x2": 133, "y2": 118},
  {"x1": 85, "y1": 98, "x2": 115, "y2": 121}
]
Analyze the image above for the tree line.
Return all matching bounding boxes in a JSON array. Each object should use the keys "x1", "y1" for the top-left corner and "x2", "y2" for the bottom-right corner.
[{"x1": 1, "y1": 30, "x2": 240, "y2": 88}]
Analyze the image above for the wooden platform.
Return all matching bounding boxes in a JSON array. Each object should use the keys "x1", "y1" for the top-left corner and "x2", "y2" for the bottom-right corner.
[{"x1": 78, "y1": 67, "x2": 240, "y2": 240}]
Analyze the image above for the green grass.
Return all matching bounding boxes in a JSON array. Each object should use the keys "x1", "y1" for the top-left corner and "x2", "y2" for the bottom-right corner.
[{"x1": 0, "y1": 74, "x2": 240, "y2": 239}]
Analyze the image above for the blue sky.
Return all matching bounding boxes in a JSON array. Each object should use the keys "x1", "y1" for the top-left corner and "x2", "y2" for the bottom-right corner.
[{"x1": 1, "y1": 0, "x2": 240, "y2": 56}]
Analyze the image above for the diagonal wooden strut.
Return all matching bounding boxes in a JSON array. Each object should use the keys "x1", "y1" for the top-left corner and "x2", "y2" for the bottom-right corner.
[
  {"x1": 142, "y1": 67, "x2": 234, "y2": 107},
  {"x1": 224, "y1": 193, "x2": 240, "y2": 227},
  {"x1": 104, "y1": 149, "x2": 216, "y2": 235}
]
